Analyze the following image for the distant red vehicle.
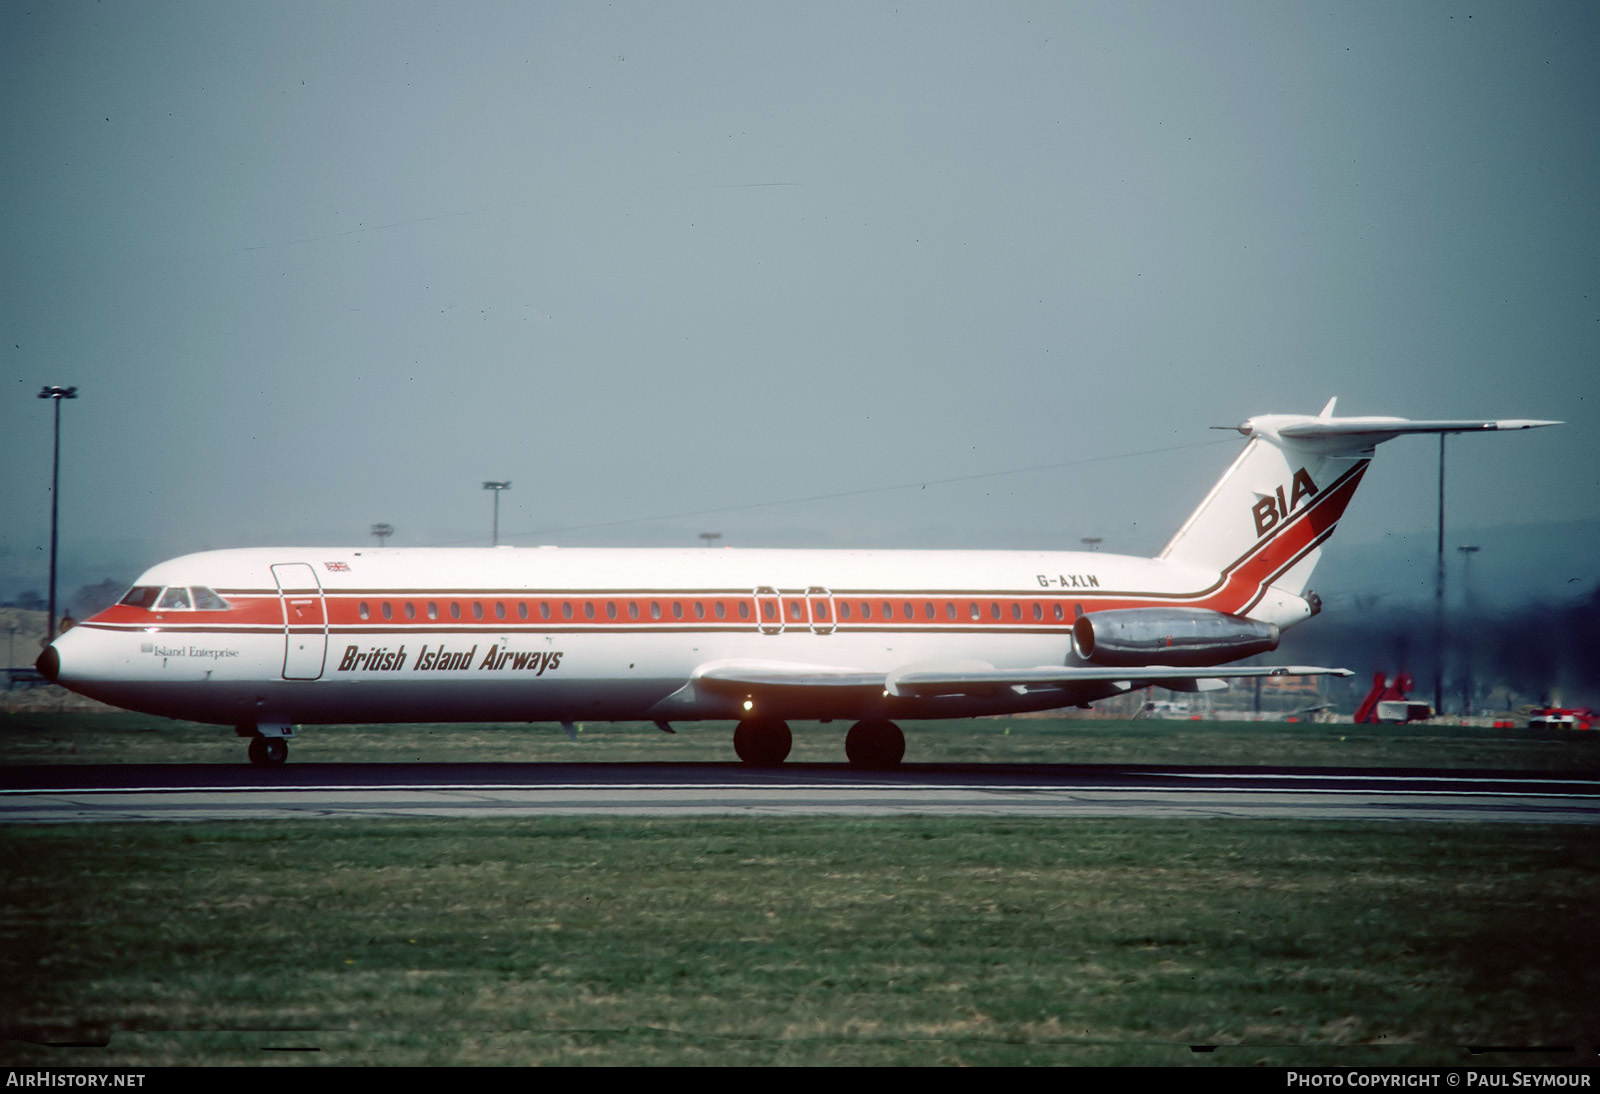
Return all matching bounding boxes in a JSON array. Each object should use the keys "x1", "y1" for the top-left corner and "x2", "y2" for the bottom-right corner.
[
  {"x1": 1354, "y1": 672, "x2": 1433, "y2": 724},
  {"x1": 1527, "y1": 707, "x2": 1595, "y2": 731}
]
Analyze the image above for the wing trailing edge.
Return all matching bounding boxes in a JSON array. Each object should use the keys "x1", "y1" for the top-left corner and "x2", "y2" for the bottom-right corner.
[{"x1": 694, "y1": 659, "x2": 1352, "y2": 702}]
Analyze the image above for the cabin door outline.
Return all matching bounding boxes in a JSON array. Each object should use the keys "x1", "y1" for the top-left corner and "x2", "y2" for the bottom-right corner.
[{"x1": 271, "y1": 563, "x2": 328, "y2": 680}]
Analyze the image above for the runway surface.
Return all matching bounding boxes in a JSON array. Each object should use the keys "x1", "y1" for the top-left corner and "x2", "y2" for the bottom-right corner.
[{"x1": 3, "y1": 762, "x2": 1597, "y2": 823}]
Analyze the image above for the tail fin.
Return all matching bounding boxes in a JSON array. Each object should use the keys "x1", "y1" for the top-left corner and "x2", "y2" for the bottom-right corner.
[{"x1": 1158, "y1": 399, "x2": 1558, "y2": 615}]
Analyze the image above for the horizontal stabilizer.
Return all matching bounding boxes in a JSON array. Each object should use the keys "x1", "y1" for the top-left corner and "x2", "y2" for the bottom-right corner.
[
  {"x1": 1160, "y1": 402, "x2": 1559, "y2": 603},
  {"x1": 1239, "y1": 409, "x2": 1560, "y2": 455}
]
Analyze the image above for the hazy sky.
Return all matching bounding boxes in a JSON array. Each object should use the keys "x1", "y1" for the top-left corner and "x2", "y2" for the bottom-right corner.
[{"x1": 3, "y1": 2, "x2": 1595, "y2": 593}]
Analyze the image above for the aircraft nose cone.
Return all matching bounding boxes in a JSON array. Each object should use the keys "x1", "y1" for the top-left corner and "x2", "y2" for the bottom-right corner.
[{"x1": 36, "y1": 644, "x2": 60, "y2": 683}]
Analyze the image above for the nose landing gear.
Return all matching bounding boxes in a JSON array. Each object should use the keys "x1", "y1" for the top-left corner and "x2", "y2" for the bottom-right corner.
[
  {"x1": 247, "y1": 736, "x2": 289, "y2": 766},
  {"x1": 239, "y1": 723, "x2": 294, "y2": 766}
]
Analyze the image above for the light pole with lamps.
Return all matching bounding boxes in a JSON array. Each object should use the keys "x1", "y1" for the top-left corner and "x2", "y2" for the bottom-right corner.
[
  {"x1": 37, "y1": 385, "x2": 77, "y2": 643},
  {"x1": 483, "y1": 482, "x2": 511, "y2": 546},
  {"x1": 1457, "y1": 544, "x2": 1481, "y2": 715}
]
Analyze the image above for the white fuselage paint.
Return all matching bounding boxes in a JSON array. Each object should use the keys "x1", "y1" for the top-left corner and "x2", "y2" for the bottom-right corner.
[
  {"x1": 50, "y1": 545, "x2": 1251, "y2": 729},
  {"x1": 53, "y1": 408, "x2": 1553, "y2": 738}
]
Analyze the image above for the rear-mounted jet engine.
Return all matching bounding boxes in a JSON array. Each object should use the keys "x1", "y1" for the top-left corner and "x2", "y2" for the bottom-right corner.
[{"x1": 1073, "y1": 608, "x2": 1280, "y2": 667}]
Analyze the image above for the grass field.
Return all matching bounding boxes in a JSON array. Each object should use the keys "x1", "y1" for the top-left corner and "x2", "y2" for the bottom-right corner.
[
  {"x1": 4, "y1": 709, "x2": 1600, "y2": 770},
  {"x1": 2, "y1": 816, "x2": 1596, "y2": 1066},
  {"x1": 3, "y1": 713, "x2": 1597, "y2": 1066}
]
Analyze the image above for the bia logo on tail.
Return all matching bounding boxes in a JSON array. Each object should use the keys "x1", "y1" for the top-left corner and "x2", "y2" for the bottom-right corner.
[{"x1": 1252, "y1": 468, "x2": 1319, "y2": 538}]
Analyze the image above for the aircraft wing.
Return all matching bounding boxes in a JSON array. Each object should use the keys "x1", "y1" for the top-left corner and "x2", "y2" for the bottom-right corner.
[
  {"x1": 887, "y1": 663, "x2": 1351, "y2": 697},
  {"x1": 694, "y1": 659, "x2": 1351, "y2": 700},
  {"x1": 694, "y1": 661, "x2": 887, "y2": 693}
]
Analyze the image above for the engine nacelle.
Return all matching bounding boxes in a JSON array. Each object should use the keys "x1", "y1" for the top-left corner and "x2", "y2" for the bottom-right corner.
[{"x1": 1072, "y1": 608, "x2": 1280, "y2": 667}]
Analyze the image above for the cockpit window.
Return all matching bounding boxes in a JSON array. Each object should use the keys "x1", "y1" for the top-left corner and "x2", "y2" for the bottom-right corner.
[
  {"x1": 157, "y1": 587, "x2": 192, "y2": 610},
  {"x1": 120, "y1": 586, "x2": 161, "y2": 609},
  {"x1": 121, "y1": 585, "x2": 230, "y2": 611},
  {"x1": 191, "y1": 587, "x2": 230, "y2": 611}
]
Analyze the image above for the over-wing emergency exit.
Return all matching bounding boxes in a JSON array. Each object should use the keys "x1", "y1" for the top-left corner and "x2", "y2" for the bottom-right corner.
[{"x1": 38, "y1": 400, "x2": 1558, "y2": 767}]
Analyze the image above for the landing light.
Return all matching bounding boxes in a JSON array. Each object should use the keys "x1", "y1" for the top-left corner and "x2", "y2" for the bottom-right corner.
[{"x1": 742, "y1": 699, "x2": 753, "y2": 711}]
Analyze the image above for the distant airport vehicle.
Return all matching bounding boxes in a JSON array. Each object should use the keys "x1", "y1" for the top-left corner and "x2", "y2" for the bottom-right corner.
[
  {"x1": 37, "y1": 401, "x2": 1557, "y2": 766},
  {"x1": 1355, "y1": 671, "x2": 1432, "y2": 724},
  {"x1": 1528, "y1": 707, "x2": 1594, "y2": 731}
]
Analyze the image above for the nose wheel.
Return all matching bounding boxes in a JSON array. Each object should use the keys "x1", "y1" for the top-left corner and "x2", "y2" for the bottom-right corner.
[{"x1": 248, "y1": 736, "x2": 289, "y2": 767}]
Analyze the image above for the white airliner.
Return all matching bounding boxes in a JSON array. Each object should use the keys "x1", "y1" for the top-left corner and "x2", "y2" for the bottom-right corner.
[{"x1": 37, "y1": 401, "x2": 1557, "y2": 767}]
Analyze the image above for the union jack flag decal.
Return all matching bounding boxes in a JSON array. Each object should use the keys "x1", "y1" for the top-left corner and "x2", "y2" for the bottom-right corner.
[{"x1": 323, "y1": 561, "x2": 350, "y2": 572}]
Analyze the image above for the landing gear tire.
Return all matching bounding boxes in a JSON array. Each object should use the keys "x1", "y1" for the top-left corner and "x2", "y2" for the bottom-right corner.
[
  {"x1": 248, "y1": 736, "x2": 289, "y2": 767},
  {"x1": 733, "y1": 717, "x2": 792, "y2": 766},
  {"x1": 846, "y1": 719, "x2": 905, "y2": 770}
]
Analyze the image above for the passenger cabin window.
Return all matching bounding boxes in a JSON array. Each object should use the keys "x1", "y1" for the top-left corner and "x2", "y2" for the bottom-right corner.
[{"x1": 359, "y1": 602, "x2": 370, "y2": 620}]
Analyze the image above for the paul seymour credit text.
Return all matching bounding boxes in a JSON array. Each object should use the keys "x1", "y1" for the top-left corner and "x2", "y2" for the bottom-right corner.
[{"x1": 1288, "y1": 1077, "x2": 1591, "y2": 1088}]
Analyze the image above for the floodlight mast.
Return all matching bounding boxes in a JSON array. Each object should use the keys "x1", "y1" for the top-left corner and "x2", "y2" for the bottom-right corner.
[
  {"x1": 483, "y1": 482, "x2": 511, "y2": 546},
  {"x1": 37, "y1": 386, "x2": 77, "y2": 644},
  {"x1": 1457, "y1": 544, "x2": 1481, "y2": 715}
]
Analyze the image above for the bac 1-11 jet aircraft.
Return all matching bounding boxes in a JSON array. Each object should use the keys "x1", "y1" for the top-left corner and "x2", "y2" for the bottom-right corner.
[{"x1": 38, "y1": 401, "x2": 1557, "y2": 767}]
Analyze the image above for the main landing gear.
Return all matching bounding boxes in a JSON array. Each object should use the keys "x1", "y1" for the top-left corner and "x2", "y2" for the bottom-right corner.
[
  {"x1": 732, "y1": 717, "x2": 907, "y2": 769},
  {"x1": 247, "y1": 736, "x2": 289, "y2": 767},
  {"x1": 845, "y1": 719, "x2": 905, "y2": 770},
  {"x1": 733, "y1": 717, "x2": 792, "y2": 766}
]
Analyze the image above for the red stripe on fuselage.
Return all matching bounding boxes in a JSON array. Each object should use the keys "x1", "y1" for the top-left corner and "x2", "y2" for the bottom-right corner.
[{"x1": 78, "y1": 466, "x2": 1367, "y2": 640}]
